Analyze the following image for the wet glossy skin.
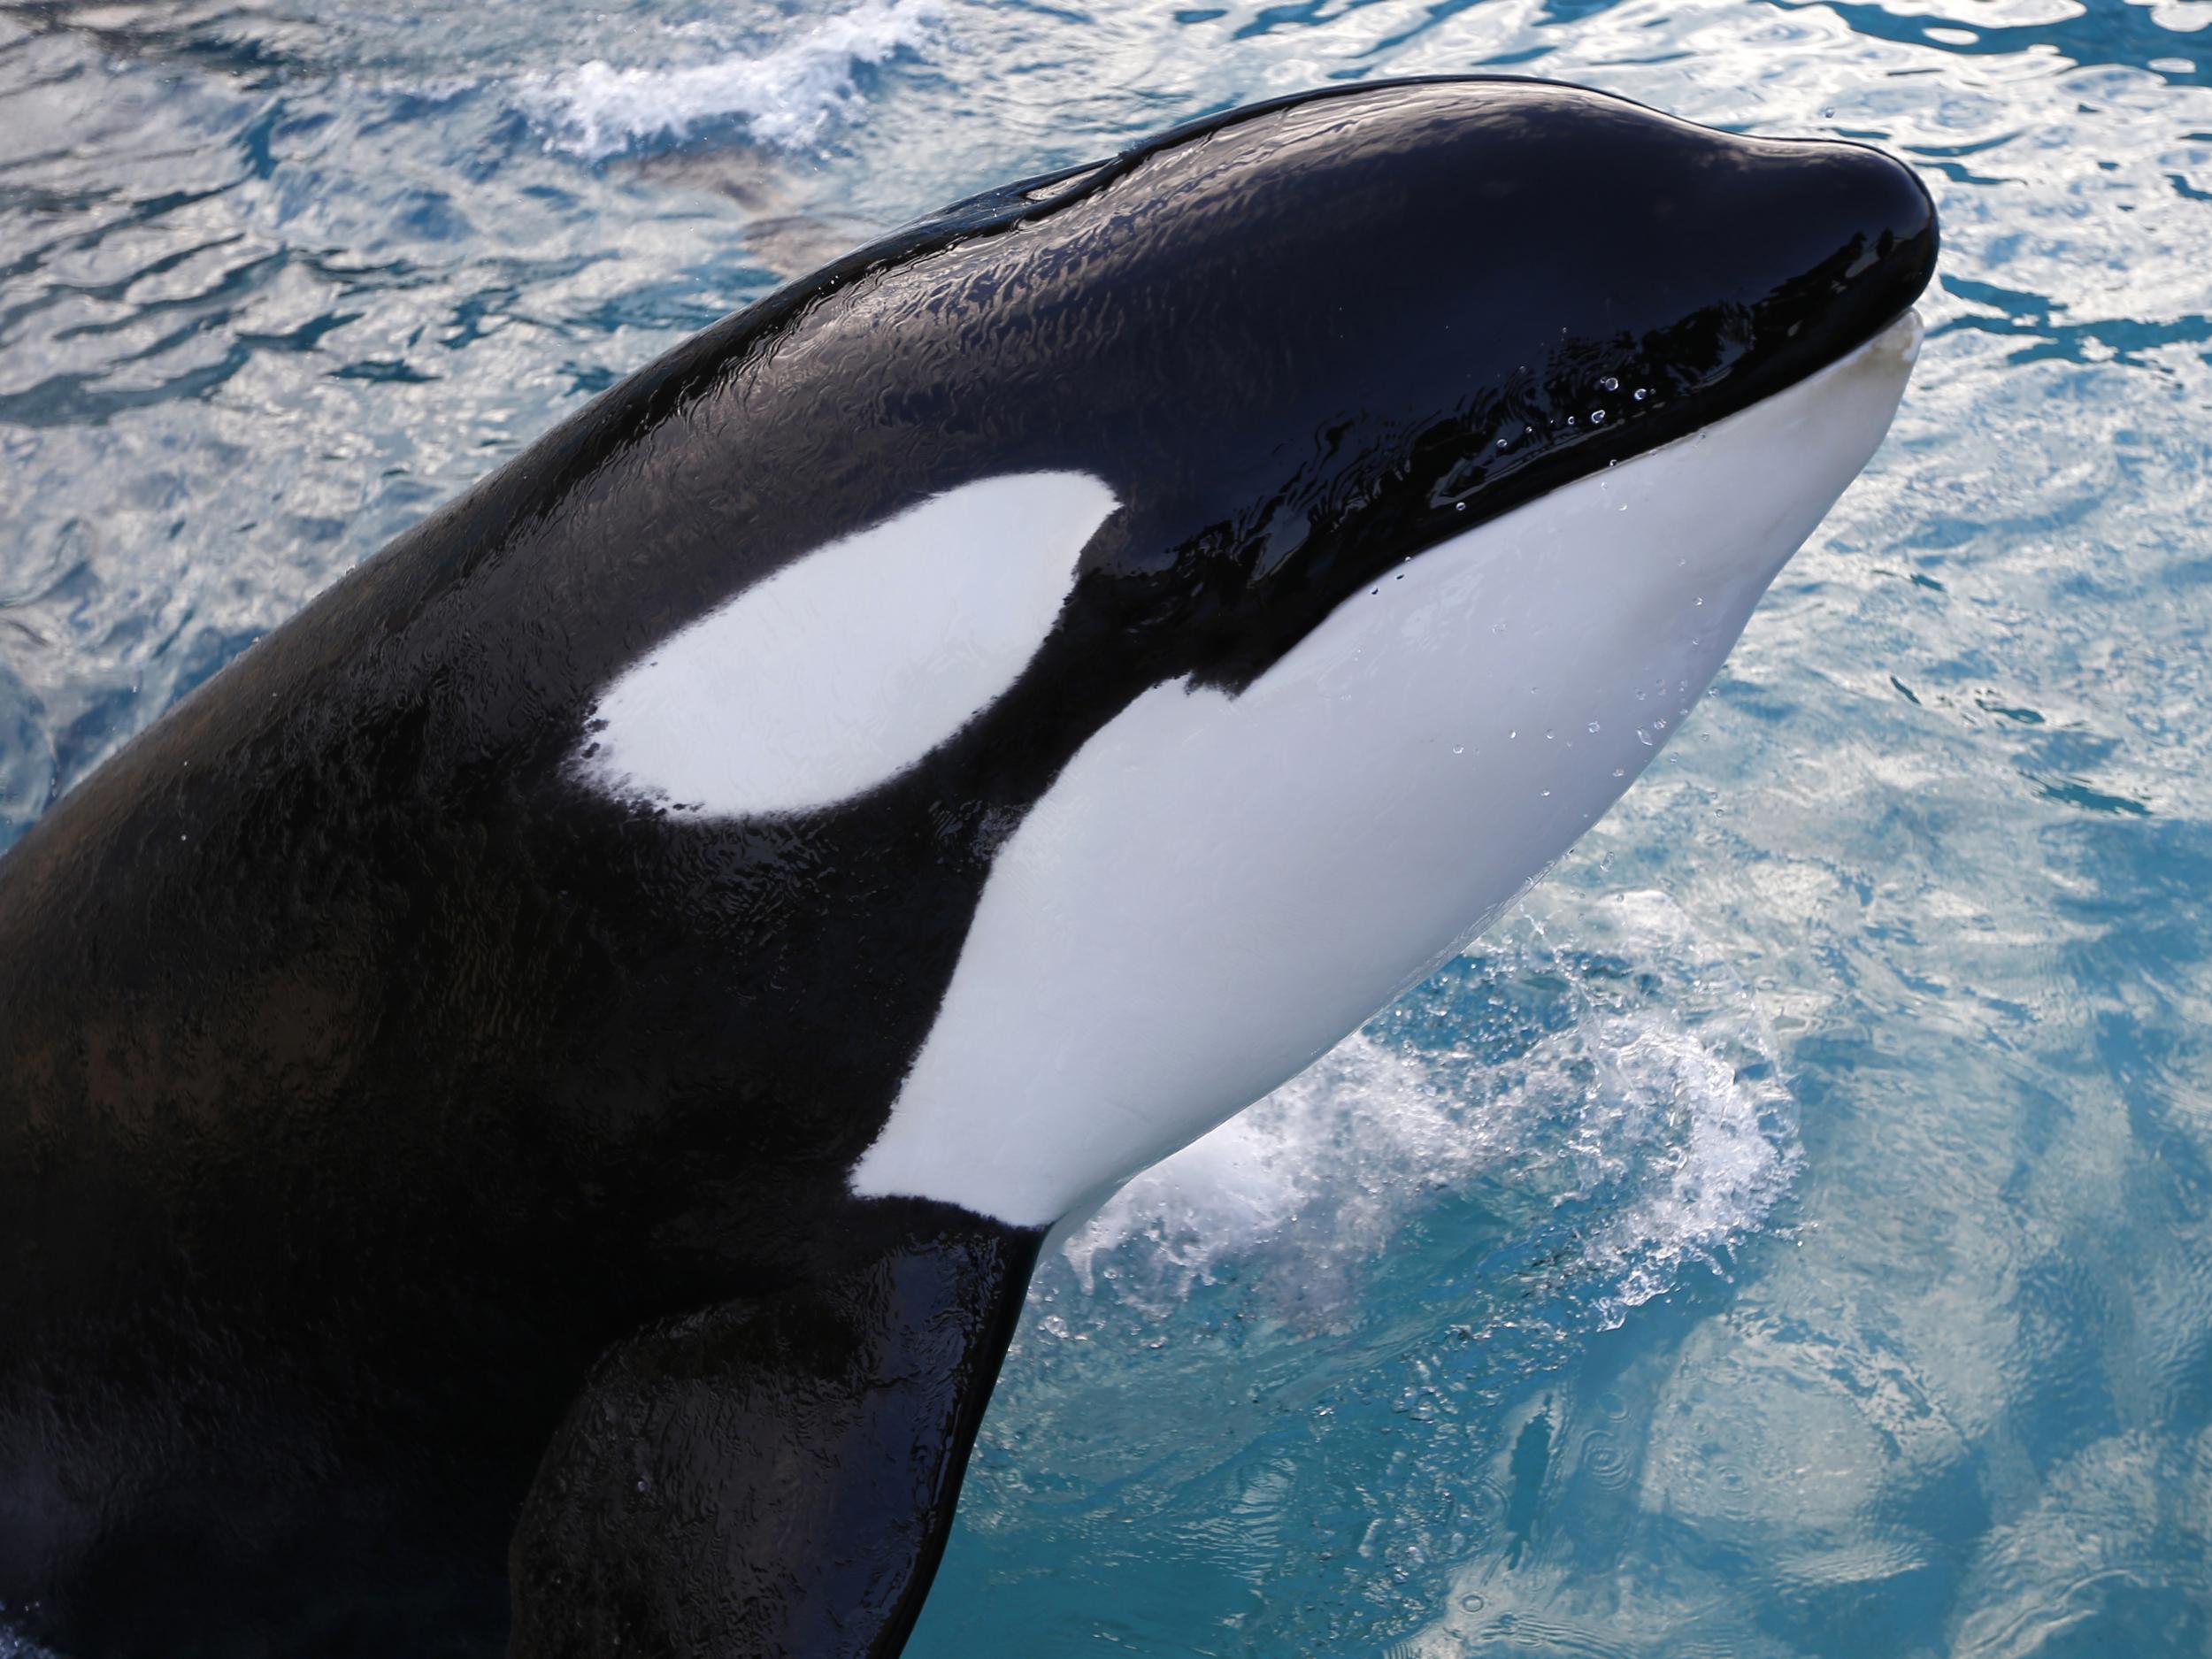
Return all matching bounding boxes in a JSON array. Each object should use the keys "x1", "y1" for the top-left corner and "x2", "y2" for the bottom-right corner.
[{"x1": 0, "y1": 78, "x2": 1932, "y2": 1659}]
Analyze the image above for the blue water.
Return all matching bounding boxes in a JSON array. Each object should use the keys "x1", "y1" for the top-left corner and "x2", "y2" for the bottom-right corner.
[{"x1": 3, "y1": 0, "x2": 2208, "y2": 1653}]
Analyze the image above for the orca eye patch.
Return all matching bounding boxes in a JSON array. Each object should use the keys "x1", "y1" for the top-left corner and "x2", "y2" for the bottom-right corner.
[{"x1": 577, "y1": 471, "x2": 1118, "y2": 818}]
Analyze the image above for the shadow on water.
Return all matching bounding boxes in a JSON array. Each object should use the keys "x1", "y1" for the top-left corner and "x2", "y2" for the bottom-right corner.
[
  {"x1": 1936, "y1": 275, "x2": 2212, "y2": 371},
  {"x1": 0, "y1": 0, "x2": 317, "y2": 81},
  {"x1": 1779, "y1": 0, "x2": 2212, "y2": 87}
]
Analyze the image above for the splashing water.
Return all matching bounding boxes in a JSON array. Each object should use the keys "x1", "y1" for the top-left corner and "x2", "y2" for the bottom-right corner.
[
  {"x1": 1052, "y1": 889, "x2": 1798, "y2": 1344},
  {"x1": 513, "y1": 0, "x2": 941, "y2": 159}
]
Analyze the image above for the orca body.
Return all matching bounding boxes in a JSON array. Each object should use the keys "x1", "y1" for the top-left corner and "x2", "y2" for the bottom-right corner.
[{"x1": 0, "y1": 79, "x2": 1934, "y2": 1658}]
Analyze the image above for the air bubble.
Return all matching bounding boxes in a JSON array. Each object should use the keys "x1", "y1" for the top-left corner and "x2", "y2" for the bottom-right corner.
[
  {"x1": 1633, "y1": 388, "x2": 1649, "y2": 401},
  {"x1": 1591, "y1": 409, "x2": 1607, "y2": 424},
  {"x1": 1587, "y1": 721, "x2": 1601, "y2": 733},
  {"x1": 1600, "y1": 375, "x2": 1619, "y2": 392}
]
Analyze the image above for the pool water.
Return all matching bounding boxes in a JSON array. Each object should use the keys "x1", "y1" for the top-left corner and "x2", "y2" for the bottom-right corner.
[{"x1": 3, "y1": 0, "x2": 2209, "y2": 1654}]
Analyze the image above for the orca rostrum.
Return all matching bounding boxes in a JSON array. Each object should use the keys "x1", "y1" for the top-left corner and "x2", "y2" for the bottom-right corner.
[{"x1": 0, "y1": 76, "x2": 1934, "y2": 1659}]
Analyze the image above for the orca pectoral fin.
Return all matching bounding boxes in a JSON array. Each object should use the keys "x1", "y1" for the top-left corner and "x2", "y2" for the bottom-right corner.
[{"x1": 508, "y1": 1212, "x2": 1041, "y2": 1659}]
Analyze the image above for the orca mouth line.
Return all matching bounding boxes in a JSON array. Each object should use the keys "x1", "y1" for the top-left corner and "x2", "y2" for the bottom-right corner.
[
  {"x1": 1832, "y1": 305, "x2": 1924, "y2": 373},
  {"x1": 1709, "y1": 305, "x2": 1924, "y2": 433}
]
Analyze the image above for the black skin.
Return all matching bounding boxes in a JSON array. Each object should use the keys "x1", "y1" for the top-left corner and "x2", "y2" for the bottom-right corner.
[{"x1": 0, "y1": 78, "x2": 1934, "y2": 1657}]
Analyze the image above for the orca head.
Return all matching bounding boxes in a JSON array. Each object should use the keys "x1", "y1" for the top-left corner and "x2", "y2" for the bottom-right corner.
[
  {"x1": 830, "y1": 80, "x2": 1936, "y2": 1226},
  {"x1": 569, "y1": 81, "x2": 1933, "y2": 1230}
]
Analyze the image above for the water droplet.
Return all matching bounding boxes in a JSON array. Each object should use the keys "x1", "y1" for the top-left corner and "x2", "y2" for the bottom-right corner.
[
  {"x1": 1540, "y1": 788, "x2": 1552, "y2": 796},
  {"x1": 1591, "y1": 409, "x2": 1607, "y2": 424},
  {"x1": 1509, "y1": 729, "x2": 1517, "y2": 739},
  {"x1": 1452, "y1": 744, "x2": 1465, "y2": 755},
  {"x1": 1633, "y1": 387, "x2": 1649, "y2": 401},
  {"x1": 1586, "y1": 721, "x2": 1601, "y2": 733},
  {"x1": 1455, "y1": 501, "x2": 1467, "y2": 511},
  {"x1": 1695, "y1": 595, "x2": 1704, "y2": 606},
  {"x1": 1612, "y1": 766, "x2": 1625, "y2": 777},
  {"x1": 1544, "y1": 729, "x2": 1555, "y2": 740},
  {"x1": 1599, "y1": 375, "x2": 1619, "y2": 392}
]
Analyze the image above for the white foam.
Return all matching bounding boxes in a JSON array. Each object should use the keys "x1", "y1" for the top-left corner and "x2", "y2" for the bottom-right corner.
[
  {"x1": 1055, "y1": 890, "x2": 1801, "y2": 1333},
  {"x1": 516, "y1": 0, "x2": 941, "y2": 160}
]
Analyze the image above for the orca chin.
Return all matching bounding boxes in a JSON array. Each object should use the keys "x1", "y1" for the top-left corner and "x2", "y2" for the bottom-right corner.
[
  {"x1": 0, "y1": 78, "x2": 1933, "y2": 1659},
  {"x1": 853, "y1": 306, "x2": 1927, "y2": 1230}
]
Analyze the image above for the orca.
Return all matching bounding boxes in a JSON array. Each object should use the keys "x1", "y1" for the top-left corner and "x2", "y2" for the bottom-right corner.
[{"x1": 0, "y1": 76, "x2": 1934, "y2": 1659}]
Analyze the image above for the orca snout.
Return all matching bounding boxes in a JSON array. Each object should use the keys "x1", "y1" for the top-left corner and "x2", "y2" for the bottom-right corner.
[
  {"x1": 1738, "y1": 133, "x2": 1939, "y2": 373},
  {"x1": 1832, "y1": 139, "x2": 1939, "y2": 324}
]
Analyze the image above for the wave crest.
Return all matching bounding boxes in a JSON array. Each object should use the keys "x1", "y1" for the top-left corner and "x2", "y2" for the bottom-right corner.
[{"x1": 515, "y1": 0, "x2": 940, "y2": 160}]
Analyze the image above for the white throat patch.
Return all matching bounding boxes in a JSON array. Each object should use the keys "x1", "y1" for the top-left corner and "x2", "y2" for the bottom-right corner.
[
  {"x1": 576, "y1": 471, "x2": 1118, "y2": 818},
  {"x1": 850, "y1": 312, "x2": 1923, "y2": 1228}
]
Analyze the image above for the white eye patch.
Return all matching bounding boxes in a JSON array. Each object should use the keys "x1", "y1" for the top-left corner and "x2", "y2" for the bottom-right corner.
[{"x1": 575, "y1": 471, "x2": 1119, "y2": 818}]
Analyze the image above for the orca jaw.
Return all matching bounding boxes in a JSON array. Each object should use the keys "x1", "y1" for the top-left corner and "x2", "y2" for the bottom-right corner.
[{"x1": 851, "y1": 309, "x2": 1924, "y2": 1229}]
